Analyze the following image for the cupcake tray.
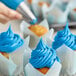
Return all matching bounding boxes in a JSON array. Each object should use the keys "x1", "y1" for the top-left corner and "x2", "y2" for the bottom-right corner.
[
  {"x1": 50, "y1": 21, "x2": 76, "y2": 28},
  {"x1": 37, "y1": 17, "x2": 76, "y2": 28}
]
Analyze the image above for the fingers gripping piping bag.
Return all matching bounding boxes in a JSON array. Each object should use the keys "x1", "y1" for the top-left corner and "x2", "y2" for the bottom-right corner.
[
  {"x1": 52, "y1": 22, "x2": 76, "y2": 76},
  {"x1": 24, "y1": 38, "x2": 62, "y2": 76},
  {"x1": 0, "y1": 0, "x2": 37, "y2": 24}
]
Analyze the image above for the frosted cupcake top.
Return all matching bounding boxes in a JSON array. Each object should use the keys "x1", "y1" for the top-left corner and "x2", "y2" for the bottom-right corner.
[
  {"x1": 0, "y1": 26, "x2": 24, "y2": 53},
  {"x1": 52, "y1": 22, "x2": 76, "y2": 50},
  {"x1": 30, "y1": 38, "x2": 60, "y2": 68}
]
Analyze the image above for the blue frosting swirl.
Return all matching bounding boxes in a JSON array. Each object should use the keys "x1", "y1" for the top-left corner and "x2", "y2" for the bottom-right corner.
[
  {"x1": 30, "y1": 38, "x2": 60, "y2": 68},
  {"x1": 52, "y1": 22, "x2": 76, "y2": 50},
  {"x1": 0, "y1": 26, "x2": 24, "y2": 53}
]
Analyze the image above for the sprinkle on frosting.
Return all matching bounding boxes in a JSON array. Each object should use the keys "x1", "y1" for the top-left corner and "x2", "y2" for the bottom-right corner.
[
  {"x1": 30, "y1": 38, "x2": 60, "y2": 68},
  {"x1": 52, "y1": 22, "x2": 76, "y2": 50},
  {"x1": 0, "y1": 25, "x2": 24, "y2": 53}
]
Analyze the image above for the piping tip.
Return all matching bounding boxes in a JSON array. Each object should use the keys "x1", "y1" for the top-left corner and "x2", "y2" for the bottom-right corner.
[{"x1": 30, "y1": 18, "x2": 38, "y2": 25}]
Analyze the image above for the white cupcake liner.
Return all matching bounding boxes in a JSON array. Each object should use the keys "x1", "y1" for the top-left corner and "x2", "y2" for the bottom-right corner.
[
  {"x1": 0, "y1": 54, "x2": 17, "y2": 76},
  {"x1": 31, "y1": 0, "x2": 51, "y2": 17},
  {"x1": 68, "y1": 1, "x2": 76, "y2": 21},
  {"x1": 56, "y1": 45, "x2": 76, "y2": 76},
  {"x1": 20, "y1": 19, "x2": 54, "y2": 49},
  {"x1": 10, "y1": 38, "x2": 27, "y2": 66},
  {"x1": 31, "y1": 2, "x2": 42, "y2": 17},
  {"x1": 11, "y1": 36, "x2": 30, "y2": 76},
  {"x1": 69, "y1": 9, "x2": 76, "y2": 21},
  {"x1": 22, "y1": 36, "x2": 32, "y2": 75},
  {"x1": 23, "y1": 36, "x2": 31, "y2": 67},
  {"x1": 24, "y1": 61, "x2": 61, "y2": 76},
  {"x1": 42, "y1": 1, "x2": 72, "y2": 24}
]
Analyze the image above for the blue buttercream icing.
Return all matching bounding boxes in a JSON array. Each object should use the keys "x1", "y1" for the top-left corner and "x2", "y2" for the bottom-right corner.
[
  {"x1": 52, "y1": 22, "x2": 76, "y2": 50},
  {"x1": 0, "y1": 26, "x2": 24, "y2": 53},
  {"x1": 30, "y1": 38, "x2": 60, "y2": 68}
]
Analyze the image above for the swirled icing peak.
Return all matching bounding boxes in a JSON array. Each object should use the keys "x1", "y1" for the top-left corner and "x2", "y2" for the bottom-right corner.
[
  {"x1": 0, "y1": 26, "x2": 24, "y2": 53},
  {"x1": 30, "y1": 38, "x2": 60, "y2": 68},
  {"x1": 52, "y1": 22, "x2": 76, "y2": 50}
]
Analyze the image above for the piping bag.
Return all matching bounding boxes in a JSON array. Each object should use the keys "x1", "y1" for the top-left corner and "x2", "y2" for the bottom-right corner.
[{"x1": 0, "y1": 0, "x2": 37, "y2": 24}]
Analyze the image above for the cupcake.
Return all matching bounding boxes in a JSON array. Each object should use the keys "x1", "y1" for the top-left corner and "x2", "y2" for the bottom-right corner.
[
  {"x1": 0, "y1": 26, "x2": 24, "y2": 53},
  {"x1": 0, "y1": 26, "x2": 21, "y2": 76},
  {"x1": 69, "y1": 1, "x2": 76, "y2": 21},
  {"x1": 20, "y1": 19, "x2": 54, "y2": 49},
  {"x1": 31, "y1": 0, "x2": 50, "y2": 18},
  {"x1": 0, "y1": 53, "x2": 17, "y2": 76},
  {"x1": 27, "y1": 0, "x2": 32, "y2": 4},
  {"x1": 69, "y1": 8, "x2": 76, "y2": 21},
  {"x1": 0, "y1": 52, "x2": 9, "y2": 59},
  {"x1": 52, "y1": 22, "x2": 72, "y2": 50},
  {"x1": 28, "y1": 24, "x2": 48, "y2": 37},
  {"x1": 24, "y1": 38, "x2": 62, "y2": 76},
  {"x1": 38, "y1": 2, "x2": 50, "y2": 7},
  {"x1": 27, "y1": 0, "x2": 50, "y2": 6},
  {"x1": 52, "y1": 23, "x2": 76, "y2": 75},
  {"x1": 0, "y1": 25, "x2": 24, "y2": 76},
  {"x1": 23, "y1": 29, "x2": 54, "y2": 71},
  {"x1": 42, "y1": 1, "x2": 71, "y2": 24}
]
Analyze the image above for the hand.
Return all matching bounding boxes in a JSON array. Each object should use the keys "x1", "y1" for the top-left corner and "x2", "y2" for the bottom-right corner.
[{"x1": 0, "y1": 2, "x2": 23, "y2": 24}]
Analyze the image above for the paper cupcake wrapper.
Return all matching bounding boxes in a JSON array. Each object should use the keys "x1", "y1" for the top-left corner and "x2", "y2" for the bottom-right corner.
[
  {"x1": 68, "y1": 1, "x2": 76, "y2": 21},
  {"x1": 23, "y1": 49, "x2": 31, "y2": 68},
  {"x1": 31, "y1": 3, "x2": 42, "y2": 17},
  {"x1": 23, "y1": 36, "x2": 32, "y2": 69},
  {"x1": 56, "y1": 45, "x2": 76, "y2": 75},
  {"x1": 24, "y1": 0, "x2": 32, "y2": 7},
  {"x1": 69, "y1": 9, "x2": 76, "y2": 21},
  {"x1": 43, "y1": 28, "x2": 54, "y2": 47},
  {"x1": 10, "y1": 37, "x2": 30, "y2": 66},
  {"x1": 11, "y1": 37, "x2": 30, "y2": 76},
  {"x1": 42, "y1": 1, "x2": 72, "y2": 24},
  {"x1": 0, "y1": 54, "x2": 17, "y2": 76},
  {"x1": 42, "y1": 4, "x2": 63, "y2": 24},
  {"x1": 24, "y1": 61, "x2": 61, "y2": 76},
  {"x1": 31, "y1": 0, "x2": 52, "y2": 17},
  {"x1": 42, "y1": 5, "x2": 68, "y2": 24},
  {"x1": 23, "y1": 36, "x2": 31, "y2": 67},
  {"x1": 23, "y1": 49, "x2": 32, "y2": 75},
  {"x1": 20, "y1": 19, "x2": 54, "y2": 49}
]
